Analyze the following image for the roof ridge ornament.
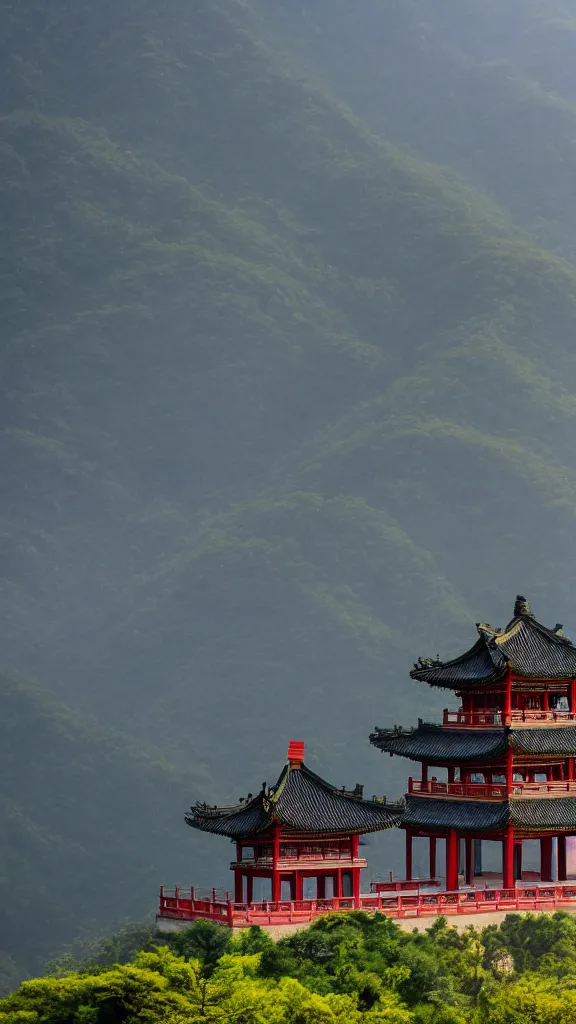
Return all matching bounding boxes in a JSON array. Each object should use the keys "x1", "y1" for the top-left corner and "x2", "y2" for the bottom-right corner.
[
  {"x1": 413, "y1": 655, "x2": 442, "y2": 670},
  {"x1": 514, "y1": 594, "x2": 532, "y2": 618},
  {"x1": 287, "y1": 739, "x2": 305, "y2": 766}
]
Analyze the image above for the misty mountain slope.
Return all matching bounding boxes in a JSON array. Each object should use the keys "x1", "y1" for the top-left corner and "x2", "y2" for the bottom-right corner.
[
  {"x1": 0, "y1": 670, "x2": 222, "y2": 981},
  {"x1": 80, "y1": 319, "x2": 576, "y2": 784},
  {"x1": 4, "y1": 0, "x2": 576, "y2": 943},
  {"x1": 251, "y1": 0, "x2": 576, "y2": 256}
]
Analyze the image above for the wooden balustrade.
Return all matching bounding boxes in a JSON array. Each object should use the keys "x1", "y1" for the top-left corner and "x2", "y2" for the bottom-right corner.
[
  {"x1": 443, "y1": 708, "x2": 576, "y2": 727},
  {"x1": 443, "y1": 710, "x2": 504, "y2": 727},
  {"x1": 158, "y1": 883, "x2": 576, "y2": 926},
  {"x1": 408, "y1": 778, "x2": 576, "y2": 798}
]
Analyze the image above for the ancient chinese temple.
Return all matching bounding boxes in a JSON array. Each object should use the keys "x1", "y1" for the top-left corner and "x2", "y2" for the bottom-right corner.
[
  {"x1": 186, "y1": 740, "x2": 401, "y2": 904},
  {"x1": 158, "y1": 595, "x2": 576, "y2": 930},
  {"x1": 158, "y1": 741, "x2": 403, "y2": 929},
  {"x1": 370, "y1": 596, "x2": 576, "y2": 891}
]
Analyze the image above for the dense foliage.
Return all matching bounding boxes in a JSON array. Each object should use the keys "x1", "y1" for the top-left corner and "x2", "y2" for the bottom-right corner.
[
  {"x1": 6, "y1": 912, "x2": 576, "y2": 1022},
  {"x1": 5, "y1": 0, "x2": 576, "y2": 987}
]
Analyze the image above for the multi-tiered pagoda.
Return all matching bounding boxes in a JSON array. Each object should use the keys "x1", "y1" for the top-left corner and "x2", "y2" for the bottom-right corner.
[
  {"x1": 371, "y1": 596, "x2": 576, "y2": 891},
  {"x1": 158, "y1": 595, "x2": 576, "y2": 930}
]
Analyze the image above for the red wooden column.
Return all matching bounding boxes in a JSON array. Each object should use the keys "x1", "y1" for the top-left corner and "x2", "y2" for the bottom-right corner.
[
  {"x1": 570, "y1": 680, "x2": 576, "y2": 714},
  {"x1": 514, "y1": 840, "x2": 523, "y2": 881},
  {"x1": 558, "y1": 836, "x2": 567, "y2": 881},
  {"x1": 506, "y1": 748, "x2": 514, "y2": 792},
  {"x1": 503, "y1": 826, "x2": 515, "y2": 890},
  {"x1": 353, "y1": 868, "x2": 362, "y2": 906},
  {"x1": 465, "y1": 837, "x2": 474, "y2": 885},
  {"x1": 504, "y1": 669, "x2": 512, "y2": 725},
  {"x1": 446, "y1": 829, "x2": 459, "y2": 891},
  {"x1": 235, "y1": 843, "x2": 243, "y2": 902},
  {"x1": 429, "y1": 837, "x2": 437, "y2": 880},
  {"x1": 422, "y1": 763, "x2": 429, "y2": 790},
  {"x1": 352, "y1": 834, "x2": 361, "y2": 906},
  {"x1": 272, "y1": 825, "x2": 281, "y2": 903},
  {"x1": 540, "y1": 836, "x2": 553, "y2": 881},
  {"x1": 246, "y1": 874, "x2": 254, "y2": 904},
  {"x1": 405, "y1": 830, "x2": 413, "y2": 881},
  {"x1": 543, "y1": 690, "x2": 550, "y2": 713}
]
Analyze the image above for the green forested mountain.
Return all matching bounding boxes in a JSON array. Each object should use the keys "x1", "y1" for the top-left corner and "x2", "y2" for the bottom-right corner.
[
  {"x1": 253, "y1": 0, "x2": 576, "y2": 256},
  {"x1": 7, "y1": 913, "x2": 576, "y2": 1023},
  {"x1": 3, "y1": 0, "x2": 576, "y2": 976},
  {"x1": 0, "y1": 670, "x2": 222, "y2": 983}
]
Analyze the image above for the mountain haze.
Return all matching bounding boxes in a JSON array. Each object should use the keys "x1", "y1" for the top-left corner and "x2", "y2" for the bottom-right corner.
[
  {"x1": 3, "y1": 0, "x2": 576, "y2": 976},
  {"x1": 0, "y1": 670, "x2": 222, "y2": 984}
]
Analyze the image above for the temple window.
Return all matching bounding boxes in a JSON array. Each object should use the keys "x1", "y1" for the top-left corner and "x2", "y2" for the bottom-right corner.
[
  {"x1": 302, "y1": 877, "x2": 318, "y2": 899},
  {"x1": 252, "y1": 877, "x2": 272, "y2": 902},
  {"x1": 341, "y1": 872, "x2": 353, "y2": 897}
]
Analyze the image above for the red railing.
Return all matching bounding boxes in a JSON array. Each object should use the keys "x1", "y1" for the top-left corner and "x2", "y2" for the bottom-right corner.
[
  {"x1": 408, "y1": 779, "x2": 507, "y2": 798},
  {"x1": 408, "y1": 778, "x2": 576, "y2": 798},
  {"x1": 158, "y1": 883, "x2": 576, "y2": 925},
  {"x1": 443, "y1": 710, "x2": 504, "y2": 727},
  {"x1": 443, "y1": 709, "x2": 576, "y2": 727},
  {"x1": 231, "y1": 854, "x2": 367, "y2": 868},
  {"x1": 511, "y1": 710, "x2": 576, "y2": 723},
  {"x1": 370, "y1": 878, "x2": 442, "y2": 892}
]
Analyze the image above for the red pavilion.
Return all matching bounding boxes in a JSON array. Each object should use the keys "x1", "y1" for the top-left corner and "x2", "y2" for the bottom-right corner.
[
  {"x1": 158, "y1": 740, "x2": 402, "y2": 928},
  {"x1": 158, "y1": 595, "x2": 576, "y2": 929},
  {"x1": 371, "y1": 596, "x2": 576, "y2": 891}
]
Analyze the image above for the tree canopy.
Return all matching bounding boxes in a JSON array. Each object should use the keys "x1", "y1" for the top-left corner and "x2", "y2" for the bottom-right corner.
[{"x1": 5, "y1": 911, "x2": 576, "y2": 1024}]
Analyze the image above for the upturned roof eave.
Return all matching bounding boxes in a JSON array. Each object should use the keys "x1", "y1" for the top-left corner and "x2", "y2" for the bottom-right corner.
[{"x1": 186, "y1": 759, "x2": 404, "y2": 839}]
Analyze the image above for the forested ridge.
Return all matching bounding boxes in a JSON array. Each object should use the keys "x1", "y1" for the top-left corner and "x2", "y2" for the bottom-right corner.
[
  {"x1": 4, "y1": 912, "x2": 576, "y2": 1022},
  {"x1": 0, "y1": 670, "x2": 224, "y2": 985},
  {"x1": 4, "y1": 0, "x2": 576, "y2": 983}
]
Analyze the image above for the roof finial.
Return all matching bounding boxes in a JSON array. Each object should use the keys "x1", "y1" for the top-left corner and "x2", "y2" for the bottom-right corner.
[
  {"x1": 287, "y1": 740, "x2": 305, "y2": 766},
  {"x1": 514, "y1": 595, "x2": 532, "y2": 618}
]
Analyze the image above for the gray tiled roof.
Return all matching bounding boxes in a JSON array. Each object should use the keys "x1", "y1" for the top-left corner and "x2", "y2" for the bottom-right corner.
[
  {"x1": 402, "y1": 795, "x2": 576, "y2": 833},
  {"x1": 185, "y1": 796, "x2": 269, "y2": 837},
  {"x1": 370, "y1": 724, "x2": 576, "y2": 763},
  {"x1": 369, "y1": 725, "x2": 508, "y2": 763},
  {"x1": 511, "y1": 798, "x2": 576, "y2": 830},
  {"x1": 410, "y1": 597, "x2": 576, "y2": 690},
  {"x1": 186, "y1": 762, "x2": 403, "y2": 839},
  {"x1": 410, "y1": 638, "x2": 506, "y2": 689},
  {"x1": 512, "y1": 727, "x2": 576, "y2": 756},
  {"x1": 500, "y1": 618, "x2": 576, "y2": 680},
  {"x1": 402, "y1": 796, "x2": 508, "y2": 831}
]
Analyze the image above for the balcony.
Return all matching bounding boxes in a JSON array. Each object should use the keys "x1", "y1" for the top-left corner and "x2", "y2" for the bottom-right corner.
[
  {"x1": 511, "y1": 710, "x2": 576, "y2": 725},
  {"x1": 158, "y1": 883, "x2": 576, "y2": 927},
  {"x1": 443, "y1": 710, "x2": 503, "y2": 728},
  {"x1": 443, "y1": 709, "x2": 576, "y2": 728},
  {"x1": 408, "y1": 778, "x2": 576, "y2": 799},
  {"x1": 231, "y1": 854, "x2": 368, "y2": 871}
]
